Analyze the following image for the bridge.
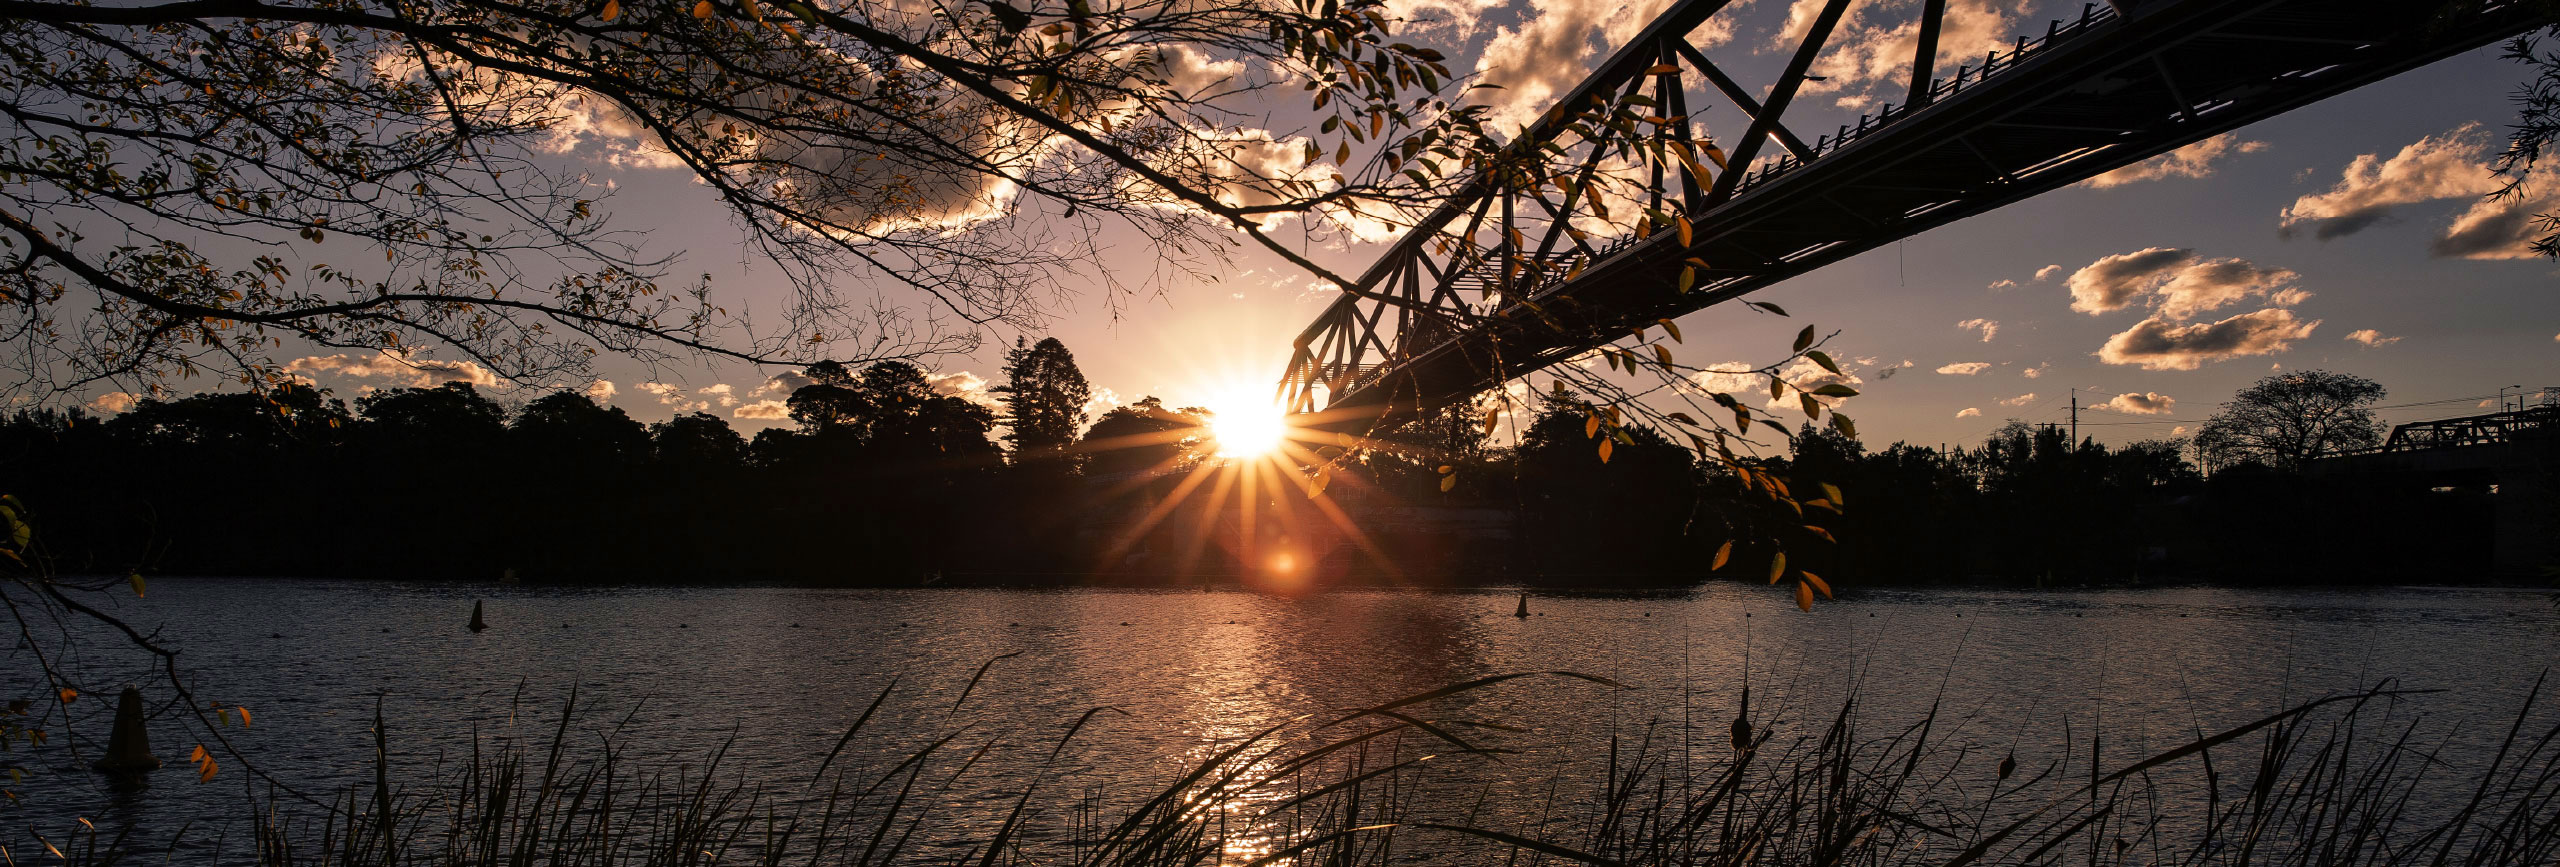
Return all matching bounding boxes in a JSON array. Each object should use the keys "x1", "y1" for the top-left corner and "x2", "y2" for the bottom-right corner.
[
  {"x1": 1278, "y1": 0, "x2": 2552, "y2": 432},
  {"x1": 2312, "y1": 406, "x2": 2560, "y2": 577}
]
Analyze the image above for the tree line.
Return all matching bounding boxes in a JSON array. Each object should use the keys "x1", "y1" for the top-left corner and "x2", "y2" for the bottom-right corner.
[{"x1": 0, "y1": 348, "x2": 2483, "y2": 585}]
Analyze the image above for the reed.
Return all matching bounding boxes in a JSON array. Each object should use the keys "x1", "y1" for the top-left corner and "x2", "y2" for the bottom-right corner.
[{"x1": 42, "y1": 671, "x2": 2560, "y2": 867}]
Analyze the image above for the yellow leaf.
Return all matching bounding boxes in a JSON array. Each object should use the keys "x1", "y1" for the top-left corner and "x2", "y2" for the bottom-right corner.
[
  {"x1": 1308, "y1": 469, "x2": 1329, "y2": 498},
  {"x1": 1712, "y1": 541, "x2": 1732, "y2": 571},
  {"x1": 1802, "y1": 571, "x2": 1833, "y2": 599},
  {"x1": 693, "y1": 0, "x2": 714, "y2": 17},
  {"x1": 1821, "y1": 482, "x2": 1843, "y2": 506},
  {"x1": 1795, "y1": 580, "x2": 1813, "y2": 612},
  {"x1": 1481, "y1": 409, "x2": 1500, "y2": 436},
  {"x1": 237, "y1": 706, "x2": 252, "y2": 727},
  {"x1": 1437, "y1": 465, "x2": 1454, "y2": 474},
  {"x1": 1653, "y1": 345, "x2": 1673, "y2": 367},
  {"x1": 1597, "y1": 439, "x2": 1614, "y2": 463},
  {"x1": 1584, "y1": 414, "x2": 1601, "y2": 439},
  {"x1": 1676, "y1": 215, "x2": 1692, "y2": 248},
  {"x1": 1439, "y1": 474, "x2": 1456, "y2": 492},
  {"x1": 129, "y1": 572, "x2": 146, "y2": 598},
  {"x1": 1658, "y1": 319, "x2": 1682, "y2": 342},
  {"x1": 1645, "y1": 63, "x2": 1680, "y2": 75},
  {"x1": 600, "y1": 0, "x2": 618, "y2": 19},
  {"x1": 57, "y1": 688, "x2": 75, "y2": 705},
  {"x1": 1767, "y1": 552, "x2": 1785, "y2": 585}
]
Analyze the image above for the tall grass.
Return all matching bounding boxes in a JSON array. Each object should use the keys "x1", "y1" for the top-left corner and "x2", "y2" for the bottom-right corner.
[{"x1": 39, "y1": 672, "x2": 2560, "y2": 867}]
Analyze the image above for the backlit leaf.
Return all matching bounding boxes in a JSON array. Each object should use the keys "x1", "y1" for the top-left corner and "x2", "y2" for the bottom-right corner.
[
  {"x1": 1831, "y1": 413, "x2": 1858, "y2": 438},
  {"x1": 1658, "y1": 319, "x2": 1682, "y2": 342},
  {"x1": 1597, "y1": 439, "x2": 1614, "y2": 463},
  {"x1": 56, "y1": 688, "x2": 75, "y2": 705},
  {"x1": 1820, "y1": 482, "x2": 1843, "y2": 505},
  {"x1": 129, "y1": 572, "x2": 145, "y2": 598},
  {"x1": 1712, "y1": 541, "x2": 1732, "y2": 570},
  {"x1": 1802, "y1": 572, "x2": 1833, "y2": 599},
  {"x1": 1813, "y1": 384, "x2": 1859, "y2": 397},
  {"x1": 1584, "y1": 414, "x2": 1601, "y2": 439},
  {"x1": 1795, "y1": 580, "x2": 1813, "y2": 612},
  {"x1": 1768, "y1": 552, "x2": 1785, "y2": 584},
  {"x1": 1792, "y1": 324, "x2": 1815, "y2": 353},
  {"x1": 600, "y1": 0, "x2": 619, "y2": 19},
  {"x1": 693, "y1": 0, "x2": 713, "y2": 17},
  {"x1": 1653, "y1": 345, "x2": 1673, "y2": 367},
  {"x1": 1800, "y1": 393, "x2": 1822, "y2": 418},
  {"x1": 1439, "y1": 474, "x2": 1456, "y2": 492}
]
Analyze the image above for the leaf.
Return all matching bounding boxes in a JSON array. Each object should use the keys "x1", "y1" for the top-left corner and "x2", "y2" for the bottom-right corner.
[
  {"x1": 1309, "y1": 468, "x2": 1331, "y2": 498},
  {"x1": 1806, "y1": 349, "x2": 1838, "y2": 374},
  {"x1": 1437, "y1": 465, "x2": 1454, "y2": 474},
  {"x1": 600, "y1": 0, "x2": 619, "y2": 20},
  {"x1": 1439, "y1": 474, "x2": 1457, "y2": 492},
  {"x1": 1336, "y1": 139, "x2": 1352, "y2": 165},
  {"x1": 693, "y1": 0, "x2": 714, "y2": 17},
  {"x1": 1597, "y1": 439, "x2": 1614, "y2": 464},
  {"x1": 1795, "y1": 580, "x2": 1814, "y2": 612},
  {"x1": 1676, "y1": 266, "x2": 1695, "y2": 293},
  {"x1": 985, "y1": 0, "x2": 1030, "y2": 32},
  {"x1": 1653, "y1": 345, "x2": 1673, "y2": 367},
  {"x1": 57, "y1": 688, "x2": 76, "y2": 705},
  {"x1": 1712, "y1": 541, "x2": 1732, "y2": 571},
  {"x1": 1658, "y1": 319, "x2": 1682, "y2": 342},
  {"x1": 1668, "y1": 412, "x2": 1698, "y2": 425},
  {"x1": 1792, "y1": 324, "x2": 1815, "y2": 353},
  {"x1": 1481, "y1": 409, "x2": 1500, "y2": 436},
  {"x1": 1800, "y1": 393, "x2": 1822, "y2": 419},
  {"x1": 237, "y1": 706, "x2": 252, "y2": 727},
  {"x1": 1645, "y1": 63, "x2": 1680, "y2": 74},
  {"x1": 1584, "y1": 414, "x2": 1601, "y2": 439},
  {"x1": 1820, "y1": 482, "x2": 1843, "y2": 505},
  {"x1": 1813, "y1": 384, "x2": 1859, "y2": 397},
  {"x1": 1767, "y1": 552, "x2": 1785, "y2": 584},
  {"x1": 1802, "y1": 571, "x2": 1833, "y2": 599},
  {"x1": 1754, "y1": 301, "x2": 1790, "y2": 316},
  {"x1": 1675, "y1": 215, "x2": 1693, "y2": 248},
  {"x1": 1770, "y1": 378, "x2": 1785, "y2": 402},
  {"x1": 129, "y1": 572, "x2": 145, "y2": 598}
]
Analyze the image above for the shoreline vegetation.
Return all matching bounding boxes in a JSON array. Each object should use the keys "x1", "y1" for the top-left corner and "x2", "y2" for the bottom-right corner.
[
  {"x1": 19, "y1": 672, "x2": 2559, "y2": 867},
  {"x1": 5, "y1": 362, "x2": 2540, "y2": 590}
]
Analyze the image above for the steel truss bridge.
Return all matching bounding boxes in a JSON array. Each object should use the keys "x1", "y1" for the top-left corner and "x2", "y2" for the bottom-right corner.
[{"x1": 1278, "y1": 0, "x2": 2552, "y2": 431}]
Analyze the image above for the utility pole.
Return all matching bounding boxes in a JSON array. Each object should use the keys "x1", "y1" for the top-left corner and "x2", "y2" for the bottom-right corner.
[{"x1": 2069, "y1": 388, "x2": 2078, "y2": 444}]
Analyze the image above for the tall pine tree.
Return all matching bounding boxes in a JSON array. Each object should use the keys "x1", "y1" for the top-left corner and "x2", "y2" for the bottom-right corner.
[{"x1": 994, "y1": 337, "x2": 1094, "y2": 464}]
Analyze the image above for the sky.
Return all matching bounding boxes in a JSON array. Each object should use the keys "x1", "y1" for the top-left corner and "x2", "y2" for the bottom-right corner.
[{"x1": 103, "y1": 0, "x2": 2560, "y2": 454}]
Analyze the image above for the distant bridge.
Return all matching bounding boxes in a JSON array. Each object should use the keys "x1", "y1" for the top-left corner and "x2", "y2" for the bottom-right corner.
[
  {"x1": 1279, "y1": 0, "x2": 2552, "y2": 430},
  {"x1": 2315, "y1": 406, "x2": 2560, "y2": 577}
]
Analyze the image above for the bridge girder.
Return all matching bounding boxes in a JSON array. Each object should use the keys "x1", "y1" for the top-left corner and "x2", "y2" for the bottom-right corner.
[{"x1": 1279, "y1": 0, "x2": 2552, "y2": 436}]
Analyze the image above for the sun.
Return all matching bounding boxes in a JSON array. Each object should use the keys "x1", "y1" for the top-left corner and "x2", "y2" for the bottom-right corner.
[{"x1": 1205, "y1": 392, "x2": 1290, "y2": 459}]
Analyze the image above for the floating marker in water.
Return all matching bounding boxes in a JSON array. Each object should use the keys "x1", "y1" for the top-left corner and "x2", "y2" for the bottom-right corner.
[
  {"x1": 469, "y1": 600, "x2": 488, "y2": 633},
  {"x1": 93, "y1": 686, "x2": 161, "y2": 785},
  {"x1": 1514, "y1": 592, "x2": 1530, "y2": 618}
]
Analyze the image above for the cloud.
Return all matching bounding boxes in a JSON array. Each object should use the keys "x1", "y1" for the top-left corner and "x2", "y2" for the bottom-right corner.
[
  {"x1": 1080, "y1": 387, "x2": 1125, "y2": 433},
  {"x1": 1686, "y1": 356, "x2": 1866, "y2": 412},
  {"x1": 752, "y1": 371, "x2": 817, "y2": 398},
  {"x1": 2095, "y1": 392, "x2": 2176, "y2": 415},
  {"x1": 584, "y1": 380, "x2": 617, "y2": 404},
  {"x1": 734, "y1": 400, "x2": 790, "y2": 420},
  {"x1": 1936, "y1": 362, "x2": 1992, "y2": 376},
  {"x1": 2064, "y1": 248, "x2": 2302, "y2": 320},
  {"x1": 1471, "y1": 0, "x2": 1713, "y2": 135},
  {"x1": 2344, "y1": 328, "x2": 2402, "y2": 348},
  {"x1": 2172, "y1": 425, "x2": 2187, "y2": 436},
  {"x1": 698, "y1": 384, "x2": 737, "y2": 408},
  {"x1": 86, "y1": 391, "x2": 138, "y2": 414},
  {"x1": 1956, "y1": 318, "x2": 1998, "y2": 342},
  {"x1": 1998, "y1": 392, "x2": 2038, "y2": 407},
  {"x1": 2096, "y1": 308, "x2": 2320, "y2": 371},
  {"x1": 2151, "y1": 258, "x2": 2301, "y2": 321},
  {"x1": 927, "y1": 371, "x2": 999, "y2": 408},
  {"x1": 2034, "y1": 265, "x2": 2063, "y2": 282},
  {"x1": 2281, "y1": 124, "x2": 2499, "y2": 240},
  {"x1": 285, "y1": 350, "x2": 498, "y2": 388},
  {"x1": 2432, "y1": 188, "x2": 2560, "y2": 259},
  {"x1": 2084, "y1": 134, "x2": 2268, "y2": 188},
  {"x1": 2022, "y1": 363, "x2": 2046, "y2": 379},
  {"x1": 1987, "y1": 279, "x2": 2018, "y2": 291},
  {"x1": 638, "y1": 381, "x2": 711, "y2": 413},
  {"x1": 1955, "y1": 407, "x2": 1982, "y2": 418},
  {"x1": 2066, "y1": 247, "x2": 2192, "y2": 314}
]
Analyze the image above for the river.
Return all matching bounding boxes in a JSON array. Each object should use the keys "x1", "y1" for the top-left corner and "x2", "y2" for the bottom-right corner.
[{"x1": 6, "y1": 580, "x2": 2556, "y2": 861}]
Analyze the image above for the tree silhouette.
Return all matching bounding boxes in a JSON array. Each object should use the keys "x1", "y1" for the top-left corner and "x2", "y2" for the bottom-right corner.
[
  {"x1": 1080, "y1": 397, "x2": 1205, "y2": 478},
  {"x1": 994, "y1": 338, "x2": 1092, "y2": 465},
  {"x1": 2197, "y1": 370, "x2": 2386, "y2": 471}
]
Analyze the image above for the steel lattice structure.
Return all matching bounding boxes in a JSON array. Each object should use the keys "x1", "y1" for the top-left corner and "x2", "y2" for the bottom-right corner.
[{"x1": 1278, "y1": 0, "x2": 2551, "y2": 433}]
